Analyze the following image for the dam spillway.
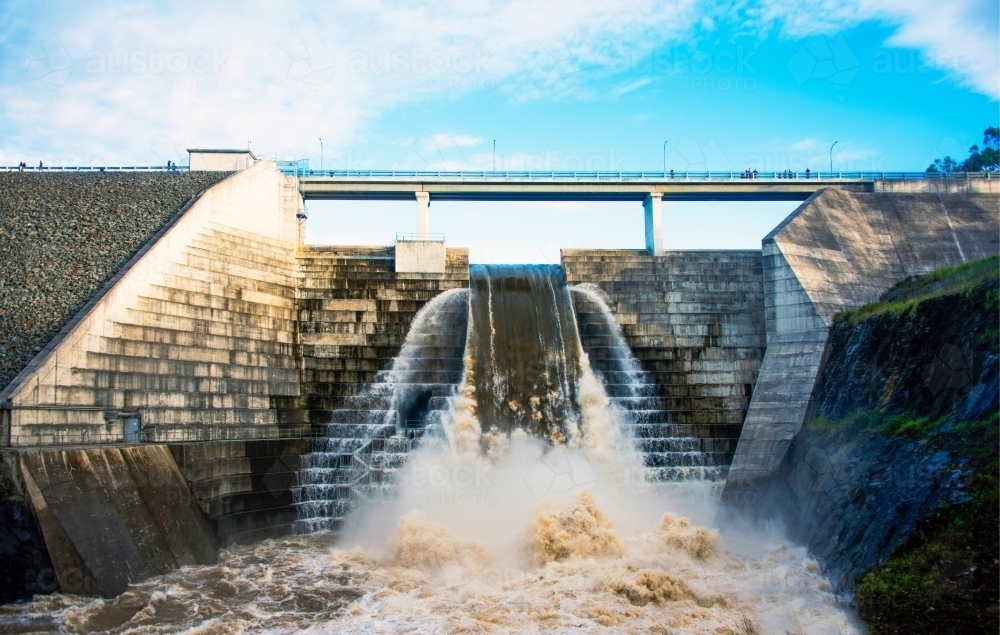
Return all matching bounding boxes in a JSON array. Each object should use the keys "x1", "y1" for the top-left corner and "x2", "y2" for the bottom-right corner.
[
  {"x1": 468, "y1": 264, "x2": 583, "y2": 440},
  {"x1": 0, "y1": 164, "x2": 997, "y2": 609}
]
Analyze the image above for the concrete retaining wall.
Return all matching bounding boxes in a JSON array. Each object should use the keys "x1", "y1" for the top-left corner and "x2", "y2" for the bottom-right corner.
[
  {"x1": 18, "y1": 445, "x2": 217, "y2": 597},
  {"x1": 726, "y1": 189, "x2": 1000, "y2": 491},
  {"x1": 562, "y1": 249, "x2": 766, "y2": 457},
  {"x1": 2, "y1": 162, "x2": 305, "y2": 445},
  {"x1": 297, "y1": 245, "x2": 470, "y2": 423}
]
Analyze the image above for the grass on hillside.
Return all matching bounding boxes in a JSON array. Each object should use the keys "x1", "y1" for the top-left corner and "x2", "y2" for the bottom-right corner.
[
  {"x1": 834, "y1": 255, "x2": 999, "y2": 326},
  {"x1": 855, "y1": 462, "x2": 1000, "y2": 634}
]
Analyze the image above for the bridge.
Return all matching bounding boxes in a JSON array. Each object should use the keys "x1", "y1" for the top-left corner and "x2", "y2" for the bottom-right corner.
[
  {"x1": 288, "y1": 169, "x2": 995, "y2": 255},
  {"x1": 5, "y1": 162, "x2": 992, "y2": 256}
]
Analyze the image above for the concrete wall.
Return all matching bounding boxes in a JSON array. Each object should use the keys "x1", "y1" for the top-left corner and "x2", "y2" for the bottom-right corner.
[
  {"x1": 873, "y1": 176, "x2": 999, "y2": 194},
  {"x1": 18, "y1": 445, "x2": 217, "y2": 597},
  {"x1": 726, "y1": 189, "x2": 1000, "y2": 491},
  {"x1": 169, "y1": 438, "x2": 314, "y2": 546},
  {"x1": 297, "y1": 245, "x2": 469, "y2": 423},
  {"x1": 189, "y1": 151, "x2": 255, "y2": 172},
  {"x1": 562, "y1": 249, "x2": 766, "y2": 457},
  {"x1": 2, "y1": 162, "x2": 305, "y2": 445},
  {"x1": 395, "y1": 240, "x2": 447, "y2": 273}
]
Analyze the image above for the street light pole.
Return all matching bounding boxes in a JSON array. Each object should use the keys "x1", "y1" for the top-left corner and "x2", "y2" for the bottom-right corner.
[
  {"x1": 829, "y1": 141, "x2": 838, "y2": 174},
  {"x1": 663, "y1": 141, "x2": 668, "y2": 174},
  {"x1": 493, "y1": 140, "x2": 496, "y2": 172},
  {"x1": 319, "y1": 138, "x2": 324, "y2": 172}
]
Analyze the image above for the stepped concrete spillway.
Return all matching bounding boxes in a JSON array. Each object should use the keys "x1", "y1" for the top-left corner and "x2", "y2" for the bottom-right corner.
[
  {"x1": 564, "y1": 250, "x2": 766, "y2": 478},
  {"x1": 0, "y1": 159, "x2": 997, "y2": 599}
]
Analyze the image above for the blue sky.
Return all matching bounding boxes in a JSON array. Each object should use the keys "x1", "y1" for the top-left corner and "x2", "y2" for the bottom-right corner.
[{"x1": 2, "y1": 1, "x2": 997, "y2": 261}]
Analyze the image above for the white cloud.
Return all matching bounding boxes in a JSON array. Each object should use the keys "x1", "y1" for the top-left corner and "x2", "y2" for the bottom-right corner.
[
  {"x1": 0, "y1": 0, "x2": 705, "y2": 164},
  {"x1": 0, "y1": 0, "x2": 994, "y2": 166},
  {"x1": 753, "y1": 0, "x2": 999, "y2": 98}
]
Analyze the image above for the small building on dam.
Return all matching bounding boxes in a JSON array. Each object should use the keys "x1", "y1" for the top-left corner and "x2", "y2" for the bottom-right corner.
[{"x1": 0, "y1": 155, "x2": 997, "y2": 600}]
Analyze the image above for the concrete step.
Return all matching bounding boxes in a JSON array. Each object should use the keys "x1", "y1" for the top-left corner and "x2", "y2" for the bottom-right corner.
[
  {"x1": 183, "y1": 253, "x2": 297, "y2": 286},
  {"x1": 147, "y1": 283, "x2": 296, "y2": 311},
  {"x1": 629, "y1": 421, "x2": 743, "y2": 437},
  {"x1": 645, "y1": 465, "x2": 729, "y2": 482},
  {"x1": 643, "y1": 451, "x2": 731, "y2": 468},
  {"x1": 68, "y1": 369, "x2": 298, "y2": 394},
  {"x1": 86, "y1": 351, "x2": 299, "y2": 375},
  {"x1": 100, "y1": 332, "x2": 296, "y2": 359},
  {"x1": 53, "y1": 386, "x2": 287, "y2": 409},
  {"x1": 121, "y1": 309, "x2": 296, "y2": 341},
  {"x1": 136, "y1": 296, "x2": 298, "y2": 324},
  {"x1": 185, "y1": 245, "x2": 296, "y2": 277},
  {"x1": 635, "y1": 437, "x2": 738, "y2": 453},
  {"x1": 161, "y1": 265, "x2": 297, "y2": 298}
]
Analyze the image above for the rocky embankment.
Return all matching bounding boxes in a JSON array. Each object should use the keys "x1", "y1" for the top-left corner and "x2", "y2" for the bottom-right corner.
[
  {"x1": 763, "y1": 256, "x2": 999, "y2": 634},
  {"x1": 0, "y1": 171, "x2": 229, "y2": 391}
]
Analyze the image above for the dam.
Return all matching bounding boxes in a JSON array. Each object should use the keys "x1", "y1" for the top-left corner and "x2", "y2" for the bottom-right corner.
[{"x1": 0, "y1": 157, "x2": 997, "y2": 631}]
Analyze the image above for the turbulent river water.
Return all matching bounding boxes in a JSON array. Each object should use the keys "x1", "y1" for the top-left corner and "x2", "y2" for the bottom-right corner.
[{"x1": 0, "y1": 268, "x2": 862, "y2": 634}]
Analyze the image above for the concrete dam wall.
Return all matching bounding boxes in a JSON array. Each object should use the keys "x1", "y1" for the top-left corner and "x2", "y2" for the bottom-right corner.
[
  {"x1": 1, "y1": 162, "x2": 997, "y2": 600},
  {"x1": 726, "y1": 189, "x2": 999, "y2": 493}
]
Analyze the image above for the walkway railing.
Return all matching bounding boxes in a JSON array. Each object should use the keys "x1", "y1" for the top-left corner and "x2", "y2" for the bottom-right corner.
[
  {"x1": 395, "y1": 232, "x2": 445, "y2": 242},
  {"x1": 288, "y1": 168, "x2": 996, "y2": 181},
  {"x1": 5, "y1": 165, "x2": 994, "y2": 181},
  {"x1": 1, "y1": 165, "x2": 188, "y2": 172},
  {"x1": 3, "y1": 424, "x2": 363, "y2": 451}
]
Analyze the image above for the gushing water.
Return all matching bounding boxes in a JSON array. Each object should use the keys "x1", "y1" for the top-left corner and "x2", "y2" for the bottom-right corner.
[{"x1": 0, "y1": 267, "x2": 861, "y2": 634}]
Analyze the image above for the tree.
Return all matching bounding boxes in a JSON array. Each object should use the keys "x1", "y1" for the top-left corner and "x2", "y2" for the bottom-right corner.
[
  {"x1": 927, "y1": 127, "x2": 1000, "y2": 173},
  {"x1": 926, "y1": 156, "x2": 961, "y2": 174}
]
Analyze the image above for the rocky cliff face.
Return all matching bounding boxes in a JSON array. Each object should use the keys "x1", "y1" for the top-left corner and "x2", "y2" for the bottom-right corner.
[{"x1": 759, "y1": 260, "x2": 998, "y2": 632}]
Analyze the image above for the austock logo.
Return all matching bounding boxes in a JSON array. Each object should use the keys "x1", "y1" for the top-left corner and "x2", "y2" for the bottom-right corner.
[{"x1": 786, "y1": 34, "x2": 860, "y2": 90}]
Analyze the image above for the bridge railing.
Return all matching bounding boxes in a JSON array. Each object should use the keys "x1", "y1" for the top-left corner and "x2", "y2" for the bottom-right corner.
[
  {"x1": 286, "y1": 168, "x2": 996, "y2": 181},
  {"x1": 4, "y1": 165, "x2": 994, "y2": 181}
]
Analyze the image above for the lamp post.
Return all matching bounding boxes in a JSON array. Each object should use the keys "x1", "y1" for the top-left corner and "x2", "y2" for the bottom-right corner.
[
  {"x1": 829, "y1": 141, "x2": 838, "y2": 174},
  {"x1": 493, "y1": 140, "x2": 496, "y2": 172},
  {"x1": 319, "y1": 138, "x2": 324, "y2": 172},
  {"x1": 663, "y1": 141, "x2": 668, "y2": 175}
]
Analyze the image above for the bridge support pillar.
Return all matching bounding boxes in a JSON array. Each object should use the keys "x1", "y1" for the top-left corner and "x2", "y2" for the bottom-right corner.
[
  {"x1": 644, "y1": 192, "x2": 663, "y2": 256},
  {"x1": 416, "y1": 192, "x2": 429, "y2": 240}
]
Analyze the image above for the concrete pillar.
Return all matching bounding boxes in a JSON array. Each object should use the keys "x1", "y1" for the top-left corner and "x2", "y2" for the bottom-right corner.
[
  {"x1": 644, "y1": 192, "x2": 663, "y2": 256},
  {"x1": 416, "y1": 192, "x2": 429, "y2": 240}
]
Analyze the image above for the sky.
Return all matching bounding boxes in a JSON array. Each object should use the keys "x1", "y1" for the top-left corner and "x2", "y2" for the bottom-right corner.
[{"x1": 2, "y1": 1, "x2": 997, "y2": 262}]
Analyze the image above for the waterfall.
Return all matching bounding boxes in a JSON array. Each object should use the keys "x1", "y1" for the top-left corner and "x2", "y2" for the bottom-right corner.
[
  {"x1": 293, "y1": 289, "x2": 469, "y2": 533},
  {"x1": 467, "y1": 264, "x2": 583, "y2": 441},
  {"x1": 296, "y1": 267, "x2": 728, "y2": 535},
  {"x1": 571, "y1": 284, "x2": 729, "y2": 481}
]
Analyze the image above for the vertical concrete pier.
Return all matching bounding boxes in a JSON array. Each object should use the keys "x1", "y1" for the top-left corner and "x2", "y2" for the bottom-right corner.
[
  {"x1": 416, "y1": 191, "x2": 429, "y2": 240},
  {"x1": 644, "y1": 193, "x2": 663, "y2": 256}
]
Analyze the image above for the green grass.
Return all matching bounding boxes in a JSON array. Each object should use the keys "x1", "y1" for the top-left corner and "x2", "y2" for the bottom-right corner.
[
  {"x1": 834, "y1": 256, "x2": 999, "y2": 326},
  {"x1": 855, "y1": 464, "x2": 1000, "y2": 634},
  {"x1": 807, "y1": 410, "x2": 946, "y2": 439}
]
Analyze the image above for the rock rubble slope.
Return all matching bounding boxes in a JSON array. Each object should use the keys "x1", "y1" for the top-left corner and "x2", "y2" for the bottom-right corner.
[{"x1": 0, "y1": 172, "x2": 229, "y2": 390}]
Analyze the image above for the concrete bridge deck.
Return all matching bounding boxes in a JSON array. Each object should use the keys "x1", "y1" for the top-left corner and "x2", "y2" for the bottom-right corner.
[{"x1": 293, "y1": 170, "x2": 995, "y2": 201}]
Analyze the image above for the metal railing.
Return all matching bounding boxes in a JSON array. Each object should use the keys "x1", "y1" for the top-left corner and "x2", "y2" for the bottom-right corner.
[
  {"x1": 5, "y1": 164, "x2": 994, "y2": 181},
  {"x1": 286, "y1": 168, "x2": 997, "y2": 181},
  {"x1": 1, "y1": 165, "x2": 188, "y2": 172},
  {"x1": 2, "y1": 423, "x2": 389, "y2": 451},
  {"x1": 395, "y1": 232, "x2": 445, "y2": 242}
]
